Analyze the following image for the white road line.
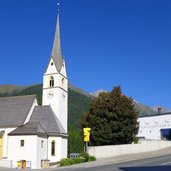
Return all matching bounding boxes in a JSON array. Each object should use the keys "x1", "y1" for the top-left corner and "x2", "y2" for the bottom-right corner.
[{"x1": 161, "y1": 161, "x2": 171, "y2": 166}]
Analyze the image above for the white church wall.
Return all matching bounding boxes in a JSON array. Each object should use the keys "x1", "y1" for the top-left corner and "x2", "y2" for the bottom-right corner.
[
  {"x1": 60, "y1": 61, "x2": 67, "y2": 78},
  {"x1": 42, "y1": 83, "x2": 68, "y2": 133},
  {"x1": 61, "y1": 138, "x2": 68, "y2": 159},
  {"x1": 45, "y1": 59, "x2": 58, "y2": 75},
  {"x1": 8, "y1": 135, "x2": 37, "y2": 169},
  {"x1": 0, "y1": 127, "x2": 16, "y2": 159},
  {"x1": 36, "y1": 137, "x2": 48, "y2": 169},
  {"x1": 48, "y1": 137, "x2": 63, "y2": 162},
  {"x1": 138, "y1": 114, "x2": 171, "y2": 140},
  {"x1": 57, "y1": 89, "x2": 68, "y2": 132}
]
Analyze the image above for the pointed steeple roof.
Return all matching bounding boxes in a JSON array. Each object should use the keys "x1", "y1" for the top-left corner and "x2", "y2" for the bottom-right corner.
[{"x1": 51, "y1": 15, "x2": 63, "y2": 72}]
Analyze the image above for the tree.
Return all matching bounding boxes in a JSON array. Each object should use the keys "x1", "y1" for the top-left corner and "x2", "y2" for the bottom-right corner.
[
  {"x1": 81, "y1": 86, "x2": 139, "y2": 146},
  {"x1": 68, "y1": 127, "x2": 84, "y2": 153}
]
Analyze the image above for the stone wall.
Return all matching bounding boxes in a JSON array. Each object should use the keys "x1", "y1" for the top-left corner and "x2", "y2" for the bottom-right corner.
[{"x1": 88, "y1": 140, "x2": 171, "y2": 159}]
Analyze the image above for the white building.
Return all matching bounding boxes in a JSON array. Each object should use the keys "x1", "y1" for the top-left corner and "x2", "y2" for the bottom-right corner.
[
  {"x1": 138, "y1": 112, "x2": 171, "y2": 140},
  {"x1": 0, "y1": 14, "x2": 68, "y2": 169}
]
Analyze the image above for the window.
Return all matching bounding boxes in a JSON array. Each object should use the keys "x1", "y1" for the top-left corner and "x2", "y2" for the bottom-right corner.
[
  {"x1": 51, "y1": 141, "x2": 56, "y2": 156},
  {"x1": 51, "y1": 62, "x2": 53, "y2": 66},
  {"x1": 62, "y1": 78, "x2": 65, "y2": 89},
  {"x1": 49, "y1": 76, "x2": 54, "y2": 87},
  {"x1": 20, "y1": 140, "x2": 24, "y2": 147},
  {"x1": 41, "y1": 141, "x2": 44, "y2": 148}
]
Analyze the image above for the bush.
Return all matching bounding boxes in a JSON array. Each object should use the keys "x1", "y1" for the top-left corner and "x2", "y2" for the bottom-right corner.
[
  {"x1": 88, "y1": 156, "x2": 96, "y2": 162},
  {"x1": 60, "y1": 158, "x2": 74, "y2": 166},
  {"x1": 59, "y1": 157, "x2": 87, "y2": 166},
  {"x1": 79, "y1": 152, "x2": 89, "y2": 162},
  {"x1": 73, "y1": 157, "x2": 86, "y2": 164},
  {"x1": 133, "y1": 137, "x2": 139, "y2": 144},
  {"x1": 59, "y1": 153, "x2": 96, "y2": 166}
]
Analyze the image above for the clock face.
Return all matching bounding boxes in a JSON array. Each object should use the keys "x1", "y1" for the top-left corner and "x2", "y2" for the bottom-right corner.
[{"x1": 47, "y1": 90, "x2": 54, "y2": 98}]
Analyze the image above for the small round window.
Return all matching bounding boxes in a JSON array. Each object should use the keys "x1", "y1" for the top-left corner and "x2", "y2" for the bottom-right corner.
[{"x1": 51, "y1": 62, "x2": 53, "y2": 66}]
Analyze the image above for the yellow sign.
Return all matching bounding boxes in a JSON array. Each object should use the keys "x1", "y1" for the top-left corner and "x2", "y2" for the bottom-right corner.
[
  {"x1": 84, "y1": 135, "x2": 90, "y2": 142},
  {"x1": 17, "y1": 161, "x2": 21, "y2": 167},
  {"x1": 83, "y1": 128, "x2": 91, "y2": 142}
]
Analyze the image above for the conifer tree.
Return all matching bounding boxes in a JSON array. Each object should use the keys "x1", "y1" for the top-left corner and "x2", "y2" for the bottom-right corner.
[{"x1": 81, "y1": 86, "x2": 139, "y2": 146}]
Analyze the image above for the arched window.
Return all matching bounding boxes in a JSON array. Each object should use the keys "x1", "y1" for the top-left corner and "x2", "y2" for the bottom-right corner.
[
  {"x1": 49, "y1": 76, "x2": 54, "y2": 87},
  {"x1": 51, "y1": 141, "x2": 55, "y2": 156}
]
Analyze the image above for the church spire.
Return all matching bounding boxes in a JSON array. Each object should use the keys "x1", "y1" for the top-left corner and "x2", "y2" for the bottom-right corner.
[{"x1": 51, "y1": 14, "x2": 63, "y2": 72}]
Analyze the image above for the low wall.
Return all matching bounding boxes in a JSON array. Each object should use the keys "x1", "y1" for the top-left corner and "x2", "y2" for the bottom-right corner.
[
  {"x1": 88, "y1": 140, "x2": 171, "y2": 159},
  {"x1": 0, "y1": 160, "x2": 12, "y2": 168}
]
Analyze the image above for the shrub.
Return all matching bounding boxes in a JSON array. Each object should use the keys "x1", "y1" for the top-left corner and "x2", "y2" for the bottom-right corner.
[
  {"x1": 60, "y1": 158, "x2": 74, "y2": 166},
  {"x1": 59, "y1": 157, "x2": 87, "y2": 166},
  {"x1": 88, "y1": 156, "x2": 96, "y2": 162},
  {"x1": 79, "y1": 152, "x2": 89, "y2": 162},
  {"x1": 73, "y1": 157, "x2": 86, "y2": 164},
  {"x1": 133, "y1": 137, "x2": 139, "y2": 144},
  {"x1": 59, "y1": 153, "x2": 96, "y2": 166}
]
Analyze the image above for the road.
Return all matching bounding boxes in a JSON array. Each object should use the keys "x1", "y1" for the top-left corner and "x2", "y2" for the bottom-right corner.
[{"x1": 58, "y1": 154, "x2": 171, "y2": 171}]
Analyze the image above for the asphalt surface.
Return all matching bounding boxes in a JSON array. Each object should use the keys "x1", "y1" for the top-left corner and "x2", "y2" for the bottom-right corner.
[
  {"x1": 54, "y1": 147, "x2": 171, "y2": 171},
  {"x1": 0, "y1": 146, "x2": 170, "y2": 171}
]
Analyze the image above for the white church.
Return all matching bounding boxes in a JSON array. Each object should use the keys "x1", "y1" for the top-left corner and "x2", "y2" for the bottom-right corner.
[{"x1": 0, "y1": 15, "x2": 68, "y2": 169}]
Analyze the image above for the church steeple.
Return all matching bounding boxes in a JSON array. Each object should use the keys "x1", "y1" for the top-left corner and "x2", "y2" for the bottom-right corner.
[
  {"x1": 43, "y1": 12, "x2": 68, "y2": 133},
  {"x1": 51, "y1": 15, "x2": 63, "y2": 72}
]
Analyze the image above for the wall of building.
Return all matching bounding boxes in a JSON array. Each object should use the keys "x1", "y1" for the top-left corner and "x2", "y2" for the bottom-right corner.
[
  {"x1": 138, "y1": 114, "x2": 171, "y2": 140},
  {"x1": 36, "y1": 137, "x2": 48, "y2": 168},
  {"x1": 88, "y1": 140, "x2": 171, "y2": 159},
  {"x1": 48, "y1": 137, "x2": 64, "y2": 162},
  {"x1": 7, "y1": 135, "x2": 47, "y2": 169},
  {"x1": 0, "y1": 128, "x2": 16, "y2": 159},
  {"x1": 0, "y1": 160, "x2": 12, "y2": 168},
  {"x1": 61, "y1": 138, "x2": 68, "y2": 159}
]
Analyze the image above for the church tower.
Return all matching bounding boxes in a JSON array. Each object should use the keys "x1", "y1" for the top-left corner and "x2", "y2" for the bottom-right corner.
[{"x1": 42, "y1": 15, "x2": 68, "y2": 133}]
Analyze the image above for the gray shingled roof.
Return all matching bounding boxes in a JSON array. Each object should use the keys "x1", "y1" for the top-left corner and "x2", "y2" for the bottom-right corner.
[
  {"x1": 30, "y1": 106, "x2": 67, "y2": 137},
  {"x1": 50, "y1": 15, "x2": 64, "y2": 72},
  {"x1": 0, "y1": 95, "x2": 36, "y2": 127},
  {"x1": 9, "y1": 122, "x2": 47, "y2": 137}
]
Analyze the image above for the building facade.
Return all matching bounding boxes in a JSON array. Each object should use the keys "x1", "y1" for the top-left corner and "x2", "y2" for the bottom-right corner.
[
  {"x1": 138, "y1": 112, "x2": 171, "y2": 140},
  {"x1": 0, "y1": 15, "x2": 68, "y2": 169}
]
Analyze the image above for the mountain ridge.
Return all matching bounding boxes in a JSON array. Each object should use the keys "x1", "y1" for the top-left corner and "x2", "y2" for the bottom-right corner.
[{"x1": 0, "y1": 84, "x2": 164, "y2": 128}]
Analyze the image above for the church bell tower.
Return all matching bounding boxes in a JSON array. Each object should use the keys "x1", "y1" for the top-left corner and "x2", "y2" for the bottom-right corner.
[{"x1": 42, "y1": 15, "x2": 68, "y2": 133}]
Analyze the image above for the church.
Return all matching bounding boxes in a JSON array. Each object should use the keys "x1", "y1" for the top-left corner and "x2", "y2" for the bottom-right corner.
[{"x1": 0, "y1": 15, "x2": 68, "y2": 169}]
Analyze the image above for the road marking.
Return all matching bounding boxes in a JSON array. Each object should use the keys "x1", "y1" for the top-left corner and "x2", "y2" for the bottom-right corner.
[{"x1": 161, "y1": 162, "x2": 171, "y2": 166}]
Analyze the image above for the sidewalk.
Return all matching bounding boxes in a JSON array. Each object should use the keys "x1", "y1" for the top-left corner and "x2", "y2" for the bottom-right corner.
[{"x1": 52, "y1": 146, "x2": 171, "y2": 170}]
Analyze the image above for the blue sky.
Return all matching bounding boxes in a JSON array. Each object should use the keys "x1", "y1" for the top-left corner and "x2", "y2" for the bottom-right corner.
[{"x1": 0, "y1": 0, "x2": 171, "y2": 108}]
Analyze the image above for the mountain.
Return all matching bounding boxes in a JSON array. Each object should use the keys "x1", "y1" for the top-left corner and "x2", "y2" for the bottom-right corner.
[
  {"x1": 91, "y1": 89, "x2": 156, "y2": 116},
  {"x1": 90, "y1": 89, "x2": 107, "y2": 97},
  {"x1": 152, "y1": 106, "x2": 171, "y2": 113},
  {"x1": 0, "y1": 84, "x2": 92, "y2": 129},
  {"x1": 0, "y1": 84, "x2": 159, "y2": 128},
  {"x1": 0, "y1": 84, "x2": 27, "y2": 93},
  {"x1": 134, "y1": 102, "x2": 156, "y2": 116}
]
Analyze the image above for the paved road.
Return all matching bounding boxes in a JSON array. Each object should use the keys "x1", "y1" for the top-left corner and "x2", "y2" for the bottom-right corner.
[
  {"x1": 57, "y1": 154, "x2": 171, "y2": 171},
  {"x1": 0, "y1": 147, "x2": 171, "y2": 171}
]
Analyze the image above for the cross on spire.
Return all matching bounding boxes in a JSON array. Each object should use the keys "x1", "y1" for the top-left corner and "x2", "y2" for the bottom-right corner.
[{"x1": 57, "y1": 0, "x2": 60, "y2": 13}]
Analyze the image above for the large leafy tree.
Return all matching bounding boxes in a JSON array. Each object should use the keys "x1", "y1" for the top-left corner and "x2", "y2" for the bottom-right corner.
[{"x1": 81, "y1": 86, "x2": 139, "y2": 146}]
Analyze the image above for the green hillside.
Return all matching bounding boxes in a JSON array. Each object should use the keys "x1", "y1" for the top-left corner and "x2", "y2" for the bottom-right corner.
[
  {"x1": 0, "y1": 84, "x2": 156, "y2": 128},
  {"x1": 0, "y1": 84, "x2": 92, "y2": 129},
  {"x1": 0, "y1": 84, "x2": 156, "y2": 153}
]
